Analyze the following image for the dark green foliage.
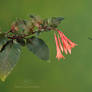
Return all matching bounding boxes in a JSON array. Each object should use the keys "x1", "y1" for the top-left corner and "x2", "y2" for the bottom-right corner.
[
  {"x1": 16, "y1": 38, "x2": 25, "y2": 46},
  {"x1": 27, "y1": 36, "x2": 49, "y2": 60},
  {"x1": 0, "y1": 41, "x2": 21, "y2": 81}
]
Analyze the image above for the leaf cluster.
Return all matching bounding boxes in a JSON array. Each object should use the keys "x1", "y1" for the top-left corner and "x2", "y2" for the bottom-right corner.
[{"x1": 0, "y1": 15, "x2": 64, "y2": 81}]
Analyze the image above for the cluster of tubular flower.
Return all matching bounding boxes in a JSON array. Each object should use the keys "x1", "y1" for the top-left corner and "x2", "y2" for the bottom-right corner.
[{"x1": 54, "y1": 29, "x2": 77, "y2": 60}]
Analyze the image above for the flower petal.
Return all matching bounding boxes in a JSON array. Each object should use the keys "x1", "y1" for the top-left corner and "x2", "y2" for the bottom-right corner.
[
  {"x1": 62, "y1": 33, "x2": 77, "y2": 48},
  {"x1": 62, "y1": 36, "x2": 72, "y2": 54},
  {"x1": 58, "y1": 35, "x2": 63, "y2": 52},
  {"x1": 54, "y1": 33, "x2": 64, "y2": 60}
]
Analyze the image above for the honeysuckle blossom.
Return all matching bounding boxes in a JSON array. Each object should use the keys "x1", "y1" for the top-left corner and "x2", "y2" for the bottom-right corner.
[{"x1": 54, "y1": 29, "x2": 77, "y2": 60}]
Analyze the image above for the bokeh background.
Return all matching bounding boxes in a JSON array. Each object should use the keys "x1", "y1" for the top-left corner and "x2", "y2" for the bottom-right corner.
[{"x1": 0, "y1": 0, "x2": 92, "y2": 92}]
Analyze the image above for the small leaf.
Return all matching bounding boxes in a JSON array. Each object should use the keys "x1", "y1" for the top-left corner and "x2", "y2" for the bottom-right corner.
[
  {"x1": 0, "y1": 41, "x2": 21, "y2": 81},
  {"x1": 30, "y1": 14, "x2": 36, "y2": 18},
  {"x1": 48, "y1": 17, "x2": 64, "y2": 28},
  {"x1": 51, "y1": 17, "x2": 64, "y2": 23},
  {"x1": 26, "y1": 36, "x2": 49, "y2": 60}
]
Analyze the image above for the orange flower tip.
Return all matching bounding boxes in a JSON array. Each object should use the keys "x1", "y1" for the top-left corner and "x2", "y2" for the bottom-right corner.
[
  {"x1": 62, "y1": 56, "x2": 65, "y2": 59},
  {"x1": 68, "y1": 51, "x2": 71, "y2": 55},
  {"x1": 67, "y1": 49, "x2": 71, "y2": 54},
  {"x1": 71, "y1": 43, "x2": 78, "y2": 48},
  {"x1": 64, "y1": 50, "x2": 68, "y2": 55},
  {"x1": 65, "y1": 52, "x2": 68, "y2": 55},
  {"x1": 69, "y1": 52, "x2": 71, "y2": 55},
  {"x1": 56, "y1": 55, "x2": 65, "y2": 61}
]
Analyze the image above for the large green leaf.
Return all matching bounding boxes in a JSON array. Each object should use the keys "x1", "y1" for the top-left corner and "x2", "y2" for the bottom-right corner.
[
  {"x1": 0, "y1": 41, "x2": 21, "y2": 81},
  {"x1": 27, "y1": 36, "x2": 49, "y2": 60}
]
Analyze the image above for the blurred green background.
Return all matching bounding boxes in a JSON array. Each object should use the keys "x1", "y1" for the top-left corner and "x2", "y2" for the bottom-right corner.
[{"x1": 0, "y1": 0, "x2": 92, "y2": 92}]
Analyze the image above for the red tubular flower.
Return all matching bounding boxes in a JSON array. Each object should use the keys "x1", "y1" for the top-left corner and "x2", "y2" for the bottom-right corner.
[
  {"x1": 54, "y1": 34, "x2": 64, "y2": 60},
  {"x1": 54, "y1": 29, "x2": 77, "y2": 60}
]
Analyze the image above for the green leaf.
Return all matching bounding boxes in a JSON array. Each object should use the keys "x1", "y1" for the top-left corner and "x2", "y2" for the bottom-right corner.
[
  {"x1": 27, "y1": 36, "x2": 49, "y2": 60},
  {"x1": 0, "y1": 33, "x2": 8, "y2": 51},
  {"x1": 51, "y1": 17, "x2": 64, "y2": 24},
  {"x1": 30, "y1": 14, "x2": 36, "y2": 19},
  {"x1": 48, "y1": 17, "x2": 64, "y2": 27},
  {"x1": 0, "y1": 41, "x2": 21, "y2": 81}
]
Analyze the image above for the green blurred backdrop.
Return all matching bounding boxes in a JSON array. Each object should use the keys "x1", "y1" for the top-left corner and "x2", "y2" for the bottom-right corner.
[{"x1": 0, "y1": 0, "x2": 92, "y2": 92}]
